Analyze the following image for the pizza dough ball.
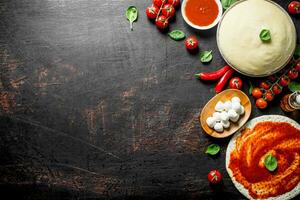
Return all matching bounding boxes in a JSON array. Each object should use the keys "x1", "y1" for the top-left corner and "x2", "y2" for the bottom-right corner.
[
  {"x1": 206, "y1": 117, "x2": 217, "y2": 128},
  {"x1": 214, "y1": 122, "x2": 224, "y2": 132}
]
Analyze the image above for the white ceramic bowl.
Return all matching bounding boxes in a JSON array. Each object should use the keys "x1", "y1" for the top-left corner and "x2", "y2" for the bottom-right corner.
[{"x1": 181, "y1": 0, "x2": 223, "y2": 30}]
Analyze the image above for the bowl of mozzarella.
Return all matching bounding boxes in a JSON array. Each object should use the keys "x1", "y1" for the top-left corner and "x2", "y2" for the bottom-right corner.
[{"x1": 206, "y1": 97, "x2": 245, "y2": 133}]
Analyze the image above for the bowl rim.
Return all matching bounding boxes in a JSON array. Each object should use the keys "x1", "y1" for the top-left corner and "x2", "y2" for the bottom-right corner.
[
  {"x1": 181, "y1": 0, "x2": 223, "y2": 30},
  {"x1": 216, "y1": 0, "x2": 297, "y2": 77}
]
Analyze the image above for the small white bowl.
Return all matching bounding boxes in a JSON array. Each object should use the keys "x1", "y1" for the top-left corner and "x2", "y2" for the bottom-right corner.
[{"x1": 181, "y1": 0, "x2": 223, "y2": 30}]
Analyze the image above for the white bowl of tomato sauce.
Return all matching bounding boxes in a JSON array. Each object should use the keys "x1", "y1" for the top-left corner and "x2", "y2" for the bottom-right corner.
[{"x1": 181, "y1": 0, "x2": 223, "y2": 30}]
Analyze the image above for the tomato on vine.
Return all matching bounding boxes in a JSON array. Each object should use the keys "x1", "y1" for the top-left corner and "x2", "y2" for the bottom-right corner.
[
  {"x1": 256, "y1": 98, "x2": 268, "y2": 109},
  {"x1": 162, "y1": 4, "x2": 175, "y2": 18},
  {"x1": 168, "y1": 0, "x2": 181, "y2": 7},
  {"x1": 146, "y1": 5, "x2": 159, "y2": 19},
  {"x1": 252, "y1": 88, "x2": 263, "y2": 99},
  {"x1": 155, "y1": 15, "x2": 169, "y2": 29},
  {"x1": 288, "y1": 68, "x2": 299, "y2": 79},
  {"x1": 259, "y1": 81, "x2": 270, "y2": 90},
  {"x1": 264, "y1": 92, "x2": 274, "y2": 102},
  {"x1": 272, "y1": 84, "x2": 282, "y2": 95},
  {"x1": 279, "y1": 75, "x2": 290, "y2": 87},
  {"x1": 295, "y1": 60, "x2": 300, "y2": 72},
  {"x1": 153, "y1": 0, "x2": 166, "y2": 7}
]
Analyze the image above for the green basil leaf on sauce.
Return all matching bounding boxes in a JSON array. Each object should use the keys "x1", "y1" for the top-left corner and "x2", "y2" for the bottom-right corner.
[
  {"x1": 264, "y1": 154, "x2": 277, "y2": 172},
  {"x1": 126, "y1": 6, "x2": 138, "y2": 31},
  {"x1": 221, "y1": 0, "x2": 237, "y2": 10},
  {"x1": 205, "y1": 144, "x2": 220, "y2": 155},
  {"x1": 168, "y1": 30, "x2": 186, "y2": 41},
  {"x1": 200, "y1": 50, "x2": 213, "y2": 63},
  {"x1": 288, "y1": 82, "x2": 300, "y2": 92},
  {"x1": 260, "y1": 29, "x2": 271, "y2": 42},
  {"x1": 294, "y1": 44, "x2": 300, "y2": 57}
]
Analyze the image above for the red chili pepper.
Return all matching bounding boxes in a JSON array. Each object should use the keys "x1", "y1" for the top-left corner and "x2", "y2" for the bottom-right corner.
[
  {"x1": 215, "y1": 69, "x2": 234, "y2": 93},
  {"x1": 194, "y1": 65, "x2": 231, "y2": 81}
]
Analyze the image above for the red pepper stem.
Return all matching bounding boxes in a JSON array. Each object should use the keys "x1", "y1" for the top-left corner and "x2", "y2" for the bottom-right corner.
[{"x1": 193, "y1": 73, "x2": 200, "y2": 78}]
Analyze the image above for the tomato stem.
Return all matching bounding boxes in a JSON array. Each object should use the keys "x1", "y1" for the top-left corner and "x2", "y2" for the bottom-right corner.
[{"x1": 155, "y1": 0, "x2": 166, "y2": 22}]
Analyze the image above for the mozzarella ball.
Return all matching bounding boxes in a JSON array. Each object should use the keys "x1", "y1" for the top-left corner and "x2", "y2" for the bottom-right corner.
[
  {"x1": 213, "y1": 112, "x2": 222, "y2": 121},
  {"x1": 206, "y1": 117, "x2": 217, "y2": 128},
  {"x1": 237, "y1": 106, "x2": 245, "y2": 115},
  {"x1": 296, "y1": 94, "x2": 300, "y2": 105},
  {"x1": 228, "y1": 109, "x2": 238, "y2": 118},
  {"x1": 232, "y1": 101, "x2": 242, "y2": 114},
  {"x1": 214, "y1": 122, "x2": 224, "y2": 132},
  {"x1": 220, "y1": 111, "x2": 229, "y2": 121},
  {"x1": 221, "y1": 120, "x2": 230, "y2": 128},
  {"x1": 224, "y1": 101, "x2": 232, "y2": 111},
  {"x1": 230, "y1": 114, "x2": 240, "y2": 123},
  {"x1": 215, "y1": 101, "x2": 225, "y2": 111},
  {"x1": 231, "y1": 97, "x2": 241, "y2": 103}
]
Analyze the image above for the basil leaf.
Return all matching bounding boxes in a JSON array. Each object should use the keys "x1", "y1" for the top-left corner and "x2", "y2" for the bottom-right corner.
[
  {"x1": 205, "y1": 144, "x2": 220, "y2": 155},
  {"x1": 260, "y1": 29, "x2": 271, "y2": 42},
  {"x1": 221, "y1": 0, "x2": 237, "y2": 10},
  {"x1": 294, "y1": 44, "x2": 300, "y2": 57},
  {"x1": 200, "y1": 50, "x2": 213, "y2": 63},
  {"x1": 249, "y1": 81, "x2": 253, "y2": 95},
  {"x1": 168, "y1": 30, "x2": 186, "y2": 41},
  {"x1": 126, "y1": 6, "x2": 138, "y2": 31},
  {"x1": 288, "y1": 82, "x2": 300, "y2": 92},
  {"x1": 264, "y1": 154, "x2": 277, "y2": 172}
]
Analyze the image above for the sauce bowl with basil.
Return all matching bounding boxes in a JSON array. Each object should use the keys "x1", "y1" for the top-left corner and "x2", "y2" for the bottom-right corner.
[{"x1": 181, "y1": 0, "x2": 223, "y2": 30}]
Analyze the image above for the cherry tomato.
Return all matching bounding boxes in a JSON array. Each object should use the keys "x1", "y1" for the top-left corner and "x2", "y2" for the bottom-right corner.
[
  {"x1": 252, "y1": 88, "x2": 263, "y2": 99},
  {"x1": 295, "y1": 61, "x2": 300, "y2": 72},
  {"x1": 267, "y1": 75, "x2": 276, "y2": 83},
  {"x1": 146, "y1": 5, "x2": 159, "y2": 19},
  {"x1": 288, "y1": 1, "x2": 300, "y2": 14},
  {"x1": 168, "y1": 0, "x2": 181, "y2": 7},
  {"x1": 264, "y1": 92, "x2": 274, "y2": 102},
  {"x1": 153, "y1": 0, "x2": 165, "y2": 7},
  {"x1": 288, "y1": 68, "x2": 299, "y2": 79},
  {"x1": 229, "y1": 77, "x2": 243, "y2": 90},
  {"x1": 259, "y1": 81, "x2": 270, "y2": 90},
  {"x1": 184, "y1": 36, "x2": 198, "y2": 51},
  {"x1": 207, "y1": 170, "x2": 222, "y2": 185},
  {"x1": 279, "y1": 75, "x2": 290, "y2": 87},
  {"x1": 256, "y1": 98, "x2": 268, "y2": 109},
  {"x1": 272, "y1": 84, "x2": 282, "y2": 95},
  {"x1": 162, "y1": 4, "x2": 175, "y2": 18},
  {"x1": 155, "y1": 15, "x2": 169, "y2": 29}
]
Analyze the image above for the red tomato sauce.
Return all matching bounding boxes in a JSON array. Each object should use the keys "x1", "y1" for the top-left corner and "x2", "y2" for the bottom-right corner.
[
  {"x1": 185, "y1": 0, "x2": 219, "y2": 26},
  {"x1": 229, "y1": 121, "x2": 300, "y2": 199}
]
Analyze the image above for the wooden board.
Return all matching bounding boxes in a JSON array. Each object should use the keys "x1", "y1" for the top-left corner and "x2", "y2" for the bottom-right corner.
[{"x1": 0, "y1": 0, "x2": 299, "y2": 199}]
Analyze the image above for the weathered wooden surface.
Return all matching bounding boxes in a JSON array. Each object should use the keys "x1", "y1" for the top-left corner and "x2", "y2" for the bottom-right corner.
[{"x1": 0, "y1": 0, "x2": 299, "y2": 199}]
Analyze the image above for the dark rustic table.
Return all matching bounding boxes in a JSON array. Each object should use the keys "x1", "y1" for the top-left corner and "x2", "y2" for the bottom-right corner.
[{"x1": 0, "y1": 0, "x2": 299, "y2": 199}]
